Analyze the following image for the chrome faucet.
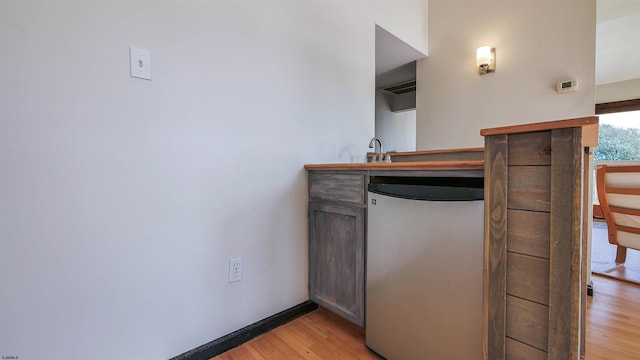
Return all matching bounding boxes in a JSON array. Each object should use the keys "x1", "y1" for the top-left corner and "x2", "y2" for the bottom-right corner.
[{"x1": 369, "y1": 137, "x2": 384, "y2": 162}]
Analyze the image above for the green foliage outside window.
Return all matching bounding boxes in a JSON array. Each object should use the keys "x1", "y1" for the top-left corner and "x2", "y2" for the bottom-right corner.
[{"x1": 594, "y1": 123, "x2": 640, "y2": 161}]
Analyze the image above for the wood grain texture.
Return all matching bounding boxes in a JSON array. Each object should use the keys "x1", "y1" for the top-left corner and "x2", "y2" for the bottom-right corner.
[
  {"x1": 485, "y1": 124, "x2": 590, "y2": 360},
  {"x1": 582, "y1": 123, "x2": 599, "y2": 147},
  {"x1": 595, "y1": 98, "x2": 640, "y2": 114},
  {"x1": 599, "y1": 164, "x2": 640, "y2": 173},
  {"x1": 606, "y1": 187, "x2": 640, "y2": 195},
  {"x1": 507, "y1": 209, "x2": 550, "y2": 259},
  {"x1": 309, "y1": 172, "x2": 366, "y2": 204},
  {"x1": 596, "y1": 165, "x2": 618, "y2": 245},
  {"x1": 366, "y1": 147, "x2": 484, "y2": 163},
  {"x1": 609, "y1": 206, "x2": 640, "y2": 217},
  {"x1": 506, "y1": 295, "x2": 549, "y2": 352},
  {"x1": 383, "y1": 149, "x2": 485, "y2": 162},
  {"x1": 505, "y1": 338, "x2": 547, "y2": 360},
  {"x1": 548, "y1": 128, "x2": 583, "y2": 360},
  {"x1": 213, "y1": 307, "x2": 383, "y2": 360},
  {"x1": 508, "y1": 166, "x2": 551, "y2": 212},
  {"x1": 368, "y1": 146, "x2": 484, "y2": 157},
  {"x1": 483, "y1": 135, "x2": 508, "y2": 360},
  {"x1": 309, "y1": 202, "x2": 365, "y2": 326},
  {"x1": 304, "y1": 160, "x2": 484, "y2": 171},
  {"x1": 586, "y1": 276, "x2": 640, "y2": 360},
  {"x1": 507, "y1": 131, "x2": 552, "y2": 166},
  {"x1": 506, "y1": 252, "x2": 550, "y2": 305},
  {"x1": 480, "y1": 116, "x2": 598, "y2": 136}
]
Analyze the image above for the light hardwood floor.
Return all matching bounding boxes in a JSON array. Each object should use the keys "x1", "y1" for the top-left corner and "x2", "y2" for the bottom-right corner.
[
  {"x1": 214, "y1": 307, "x2": 381, "y2": 360},
  {"x1": 587, "y1": 275, "x2": 640, "y2": 360},
  {"x1": 587, "y1": 222, "x2": 640, "y2": 360},
  {"x1": 214, "y1": 225, "x2": 640, "y2": 360}
]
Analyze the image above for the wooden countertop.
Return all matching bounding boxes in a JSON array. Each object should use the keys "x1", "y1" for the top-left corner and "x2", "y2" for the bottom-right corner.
[
  {"x1": 304, "y1": 160, "x2": 484, "y2": 171},
  {"x1": 366, "y1": 147, "x2": 484, "y2": 158},
  {"x1": 480, "y1": 116, "x2": 599, "y2": 147}
]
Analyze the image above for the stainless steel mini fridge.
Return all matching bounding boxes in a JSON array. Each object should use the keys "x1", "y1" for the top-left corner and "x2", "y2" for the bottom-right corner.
[{"x1": 366, "y1": 176, "x2": 484, "y2": 360}]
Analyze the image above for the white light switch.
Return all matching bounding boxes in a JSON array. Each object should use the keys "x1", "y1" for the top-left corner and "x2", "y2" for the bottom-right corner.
[{"x1": 130, "y1": 47, "x2": 152, "y2": 80}]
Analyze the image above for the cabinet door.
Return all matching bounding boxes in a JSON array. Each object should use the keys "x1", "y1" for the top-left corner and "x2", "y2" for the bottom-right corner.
[{"x1": 309, "y1": 202, "x2": 365, "y2": 326}]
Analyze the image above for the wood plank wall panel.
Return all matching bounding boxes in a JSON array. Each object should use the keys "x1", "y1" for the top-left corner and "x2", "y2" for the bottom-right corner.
[
  {"x1": 506, "y1": 295, "x2": 549, "y2": 351},
  {"x1": 484, "y1": 135, "x2": 508, "y2": 360},
  {"x1": 485, "y1": 122, "x2": 588, "y2": 360},
  {"x1": 548, "y1": 128, "x2": 584, "y2": 360},
  {"x1": 507, "y1": 131, "x2": 552, "y2": 166},
  {"x1": 506, "y1": 253, "x2": 550, "y2": 305},
  {"x1": 503, "y1": 130, "x2": 552, "y2": 357},
  {"x1": 505, "y1": 338, "x2": 548, "y2": 360},
  {"x1": 507, "y1": 166, "x2": 551, "y2": 212},
  {"x1": 507, "y1": 210, "x2": 550, "y2": 259}
]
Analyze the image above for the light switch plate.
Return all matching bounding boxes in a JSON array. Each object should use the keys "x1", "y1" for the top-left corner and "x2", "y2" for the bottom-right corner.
[{"x1": 130, "y1": 47, "x2": 152, "y2": 80}]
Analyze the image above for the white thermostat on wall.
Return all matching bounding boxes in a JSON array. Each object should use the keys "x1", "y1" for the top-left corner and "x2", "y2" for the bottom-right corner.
[{"x1": 556, "y1": 79, "x2": 577, "y2": 93}]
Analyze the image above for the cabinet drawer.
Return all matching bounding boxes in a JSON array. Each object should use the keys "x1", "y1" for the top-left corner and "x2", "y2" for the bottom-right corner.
[{"x1": 309, "y1": 172, "x2": 366, "y2": 205}]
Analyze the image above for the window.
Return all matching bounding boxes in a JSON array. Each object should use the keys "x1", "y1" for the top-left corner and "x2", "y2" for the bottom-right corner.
[
  {"x1": 594, "y1": 99, "x2": 640, "y2": 161},
  {"x1": 594, "y1": 109, "x2": 640, "y2": 161}
]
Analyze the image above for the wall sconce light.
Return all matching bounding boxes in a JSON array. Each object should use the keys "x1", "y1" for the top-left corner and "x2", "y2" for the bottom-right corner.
[{"x1": 476, "y1": 46, "x2": 495, "y2": 75}]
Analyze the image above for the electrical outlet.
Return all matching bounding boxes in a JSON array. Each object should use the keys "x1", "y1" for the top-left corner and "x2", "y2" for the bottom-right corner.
[{"x1": 229, "y1": 257, "x2": 243, "y2": 283}]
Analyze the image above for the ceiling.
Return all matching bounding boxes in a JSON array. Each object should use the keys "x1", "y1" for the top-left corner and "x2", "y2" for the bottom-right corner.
[{"x1": 596, "y1": 0, "x2": 640, "y2": 85}]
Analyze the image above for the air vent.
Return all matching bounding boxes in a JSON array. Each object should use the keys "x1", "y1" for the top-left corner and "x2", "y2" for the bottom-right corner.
[{"x1": 382, "y1": 80, "x2": 416, "y2": 95}]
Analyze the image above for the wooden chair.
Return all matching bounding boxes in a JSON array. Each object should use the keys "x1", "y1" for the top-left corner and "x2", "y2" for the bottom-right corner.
[{"x1": 593, "y1": 161, "x2": 640, "y2": 284}]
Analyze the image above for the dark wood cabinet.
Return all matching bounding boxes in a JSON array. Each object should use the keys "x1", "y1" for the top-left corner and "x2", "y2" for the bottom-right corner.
[{"x1": 308, "y1": 171, "x2": 367, "y2": 326}]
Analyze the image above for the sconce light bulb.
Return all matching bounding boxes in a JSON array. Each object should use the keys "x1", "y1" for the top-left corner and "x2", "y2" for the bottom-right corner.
[{"x1": 476, "y1": 46, "x2": 495, "y2": 75}]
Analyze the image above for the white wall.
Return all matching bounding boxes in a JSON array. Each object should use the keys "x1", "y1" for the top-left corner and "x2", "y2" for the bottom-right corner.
[
  {"x1": 375, "y1": 0, "x2": 428, "y2": 56},
  {"x1": 0, "y1": 1, "x2": 427, "y2": 359},
  {"x1": 596, "y1": 78, "x2": 640, "y2": 103},
  {"x1": 375, "y1": 93, "x2": 417, "y2": 152},
  {"x1": 417, "y1": 0, "x2": 596, "y2": 150}
]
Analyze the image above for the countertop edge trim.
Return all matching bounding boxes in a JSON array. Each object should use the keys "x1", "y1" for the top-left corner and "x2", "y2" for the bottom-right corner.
[
  {"x1": 304, "y1": 160, "x2": 485, "y2": 171},
  {"x1": 480, "y1": 116, "x2": 599, "y2": 137}
]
